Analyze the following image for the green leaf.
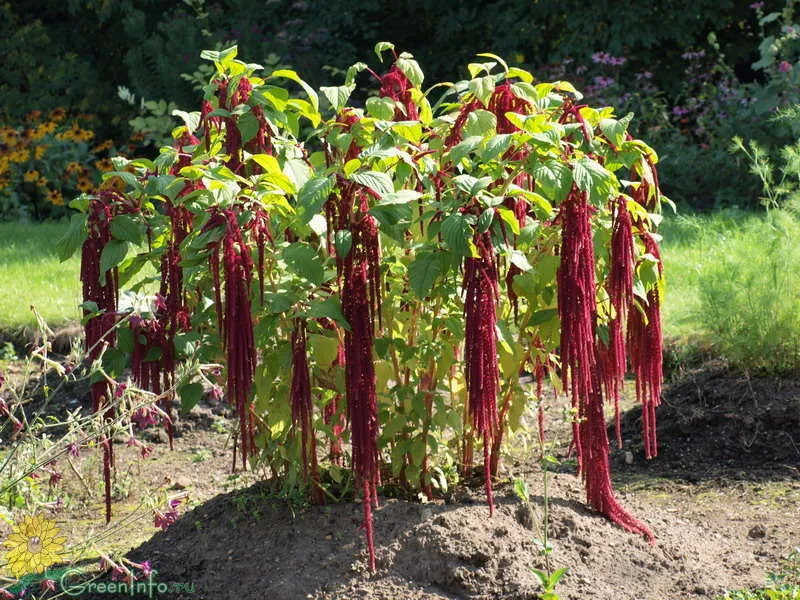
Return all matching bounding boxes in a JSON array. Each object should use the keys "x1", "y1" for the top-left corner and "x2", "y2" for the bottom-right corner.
[
  {"x1": 238, "y1": 111, "x2": 260, "y2": 143},
  {"x1": 110, "y1": 214, "x2": 145, "y2": 244},
  {"x1": 468, "y1": 75, "x2": 495, "y2": 106},
  {"x1": 395, "y1": 53, "x2": 424, "y2": 87},
  {"x1": 302, "y1": 296, "x2": 350, "y2": 330},
  {"x1": 408, "y1": 252, "x2": 444, "y2": 298},
  {"x1": 369, "y1": 201, "x2": 412, "y2": 228},
  {"x1": 56, "y1": 213, "x2": 87, "y2": 262},
  {"x1": 599, "y1": 113, "x2": 632, "y2": 148},
  {"x1": 350, "y1": 170, "x2": 394, "y2": 196},
  {"x1": 296, "y1": 176, "x2": 334, "y2": 224},
  {"x1": 282, "y1": 243, "x2": 325, "y2": 285},
  {"x1": 334, "y1": 229, "x2": 352, "y2": 259},
  {"x1": 366, "y1": 96, "x2": 396, "y2": 120},
  {"x1": 453, "y1": 174, "x2": 492, "y2": 196},
  {"x1": 463, "y1": 109, "x2": 497, "y2": 138},
  {"x1": 283, "y1": 158, "x2": 312, "y2": 190},
  {"x1": 269, "y1": 69, "x2": 319, "y2": 112},
  {"x1": 478, "y1": 207, "x2": 494, "y2": 232},
  {"x1": 530, "y1": 159, "x2": 573, "y2": 204},
  {"x1": 374, "y1": 41, "x2": 396, "y2": 62},
  {"x1": 172, "y1": 109, "x2": 201, "y2": 133},
  {"x1": 572, "y1": 157, "x2": 616, "y2": 205},
  {"x1": 441, "y1": 213, "x2": 473, "y2": 258},
  {"x1": 446, "y1": 136, "x2": 483, "y2": 164},
  {"x1": 321, "y1": 84, "x2": 356, "y2": 112},
  {"x1": 100, "y1": 240, "x2": 130, "y2": 282},
  {"x1": 480, "y1": 134, "x2": 512, "y2": 162},
  {"x1": 179, "y1": 382, "x2": 204, "y2": 414}
]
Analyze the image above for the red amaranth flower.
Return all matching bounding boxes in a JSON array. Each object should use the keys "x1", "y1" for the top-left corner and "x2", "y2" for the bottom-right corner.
[
  {"x1": 557, "y1": 189, "x2": 653, "y2": 541},
  {"x1": 206, "y1": 210, "x2": 257, "y2": 468},
  {"x1": 463, "y1": 231, "x2": 500, "y2": 515},
  {"x1": 290, "y1": 319, "x2": 323, "y2": 504},
  {"x1": 379, "y1": 65, "x2": 418, "y2": 120},
  {"x1": 627, "y1": 232, "x2": 663, "y2": 460},
  {"x1": 604, "y1": 197, "x2": 635, "y2": 447}
]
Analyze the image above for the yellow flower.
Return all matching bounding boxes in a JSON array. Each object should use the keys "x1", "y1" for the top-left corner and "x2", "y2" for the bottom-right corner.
[
  {"x1": 23, "y1": 170, "x2": 40, "y2": 183},
  {"x1": 9, "y1": 150, "x2": 30, "y2": 163},
  {"x1": 3, "y1": 514, "x2": 66, "y2": 577},
  {"x1": 65, "y1": 161, "x2": 82, "y2": 176},
  {"x1": 47, "y1": 189, "x2": 64, "y2": 205},
  {"x1": 95, "y1": 158, "x2": 114, "y2": 172},
  {"x1": 40, "y1": 122, "x2": 57, "y2": 135},
  {"x1": 38, "y1": 176, "x2": 48, "y2": 188},
  {"x1": 92, "y1": 140, "x2": 114, "y2": 153},
  {"x1": 0, "y1": 176, "x2": 9, "y2": 190},
  {"x1": 76, "y1": 177, "x2": 93, "y2": 193},
  {"x1": 50, "y1": 108, "x2": 66, "y2": 122},
  {"x1": 76, "y1": 129, "x2": 95, "y2": 142},
  {"x1": 34, "y1": 145, "x2": 48, "y2": 159}
]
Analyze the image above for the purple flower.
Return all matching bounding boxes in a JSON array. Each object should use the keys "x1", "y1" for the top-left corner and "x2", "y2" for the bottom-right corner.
[
  {"x1": 139, "y1": 560, "x2": 153, "y2": 577},
  {"x1": 591, "y1": 51, "x2": 610, "y2": 64},
  {"x1": 779, "y1": 60, "x2": 793, "y2": 73},
  {"x1": 672, "y1": 106, "x2": 690, "y2": 116},
  {"x1": 576, "y1": 65, "x2": 588, "y2": 75},
  {"x1": 609, "y1": 56, "x2": 627, "y2": 66},
  {"x1": 750, "y1": 1, "x2": 764, "y2": 8}
]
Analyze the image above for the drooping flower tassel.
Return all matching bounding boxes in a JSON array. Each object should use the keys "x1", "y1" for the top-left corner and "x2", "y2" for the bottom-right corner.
[
  {"x1": 463, "y1": 231, "x2": 500, "y2": 516},
  {"x1": 627, "y1": 232, "x2": 663, "y2": 460},
  {"x1": 557, "y1": 190, "x2": 653, "y2": 542},
  {"x1": 290, "y1": 319, "x2": 323, "y2": 504},
  {"x1": 605, "y1": 197, "x2": 635, "y2": 448}
]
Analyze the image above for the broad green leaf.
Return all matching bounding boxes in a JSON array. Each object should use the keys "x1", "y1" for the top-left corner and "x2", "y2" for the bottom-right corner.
[
  {"x1": 350, "y1": 170, "x2": 394, "y2": 196},
  {"x1": 269, "y1": 69, "x2": 319, "y2": 112},
  {"x1": 396, "y1": 53, "x2": 424, "y2": 88},
  {"x1": 463, "y1": 109, "x2": 497, "y2": 138},
  {"x1": 408, "y1": 252, "x2": 444, "y2": 298},
  {"x1": 366, "y1": 96, "x2": 396, "y2": 120},
  {"x1": 302, "y1": 296, "x2": 350, "y2": 330},
  {"x1": 468, "y1": 75, "x2": 495, "y2": 106},
  {"x1": 441, "y1": 213, "x2": 473, "y2": 258},
  {"x1": 179, "y1": 382, "x2": 204, "y2": 413},
  {"x1": 530, "y1": 159, "x2": 573, "y2": 204},
  {"x1": 282, "y1": 243, "x2": 325, "y2": 285},
  {"x1": 374, "y1": 41, "x2": 396, "y2": 62},
  {"x1": 110, "y1": 214, "x2": 145, "y2": 244},
  {"x1": 334, "y1": 229, "x2": 352, "y2": 259},
  {"x1": 100, "y1": 240, "x2": 130, "y2": 282},
  {"x1": 321, "y1": 84, "x2": 355, "y2": 112},
  {"x1": 296, "y1": 176, "x2": 334, "y2": 224},
  {"x1": 56, "y1": 213, "x2": 87, "y2": 262}
]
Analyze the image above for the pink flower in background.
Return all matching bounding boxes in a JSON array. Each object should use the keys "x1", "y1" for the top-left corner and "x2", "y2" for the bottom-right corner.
[
  {"x1": 779, "y1": 60, "x2": 793, "y2": 73},
  {"x1": 750, "y1": 1, "x2": 764, "y2": 8}
]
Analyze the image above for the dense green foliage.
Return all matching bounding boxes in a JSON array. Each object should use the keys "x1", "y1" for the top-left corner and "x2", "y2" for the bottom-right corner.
[{"x1": 3, "y1": 1, "x2": 799, "y2": 212}]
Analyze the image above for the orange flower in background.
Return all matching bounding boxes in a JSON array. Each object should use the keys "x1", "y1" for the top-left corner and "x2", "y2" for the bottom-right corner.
[
  {"x1": 0, "y1": 176, "x2": 10, "y2": 190},
  {"x1": 94, "y1": 158, "x2": 114, "y2": 172},
  {"x1": 37, "y1": 176, "x2": 48, "y2": 188},
  {"x1": 50, "y1": 108, "x2": 66, "y2": 122},
  {"x1": 25, "y1": 109, "x2": 42, "y2": 122},
  {"x1": 99, "y1": 175, "x2": 124, "y2": 191},
  {"x1": 92, "y1": 140, "x2": 114, "y2": 153},
  {"x1": 77, "y1": 129, "x2": 95, "y2": 142},
  {"x1": 23, "y1": 170, "x2": 40, "y2": 183},
  {"x1": 130, "y1": 132, "x2": 145, "y2": 142},
  {"x1": 34, "y1": 145, "x2": 48, "y2": 159},
  {"x1": 47, "y1": 189, "x2": 64, "y2": 205},
  {"x1": 65, "y1": 162, "x2": 83, "y2": 175},
  {"x1": 76, "y1": 177, "x2": 93, "y2": 192}
]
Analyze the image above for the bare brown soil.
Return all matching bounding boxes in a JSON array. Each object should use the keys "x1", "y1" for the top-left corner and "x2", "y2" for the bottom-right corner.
[{"x1": 4, "y1": 362, "x2": 800, "y2": 600}]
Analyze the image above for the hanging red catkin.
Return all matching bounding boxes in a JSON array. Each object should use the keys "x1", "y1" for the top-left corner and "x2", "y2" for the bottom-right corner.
[
  {"x1": 337, "y1": 189, "x2": 382, "y2": 573},
  {"x1": 81, "y1": 191, "x2": 119, "y2": 523},
  {"x1": 604, "y1": 197, "x2": 635, "y2": 448},
  {"x1": 627, "y1": 231, "x2": 663, "y2": 460},
  {"x1": 557, "y1": 190, "x2": 653, "y2": 541},
  {"x1": 463, "y1": 231, "x2": 500, "y2": 516},
  {"x1": 206, "y1": 209, "x2": 257, "y2": 469},
  {"x1": 290, "y1": 319, "x2": 323, "y2": 504},
  {"x1": 130, "y1": 316, "x2": 175, "y2": 449}
]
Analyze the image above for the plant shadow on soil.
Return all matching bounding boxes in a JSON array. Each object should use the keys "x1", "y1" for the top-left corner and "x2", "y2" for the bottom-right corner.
[{"x1": 65, "y1": 362, "x2": 800, "y2": 600}]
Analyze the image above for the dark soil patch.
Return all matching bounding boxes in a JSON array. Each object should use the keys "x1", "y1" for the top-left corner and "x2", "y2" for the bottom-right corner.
[{"x1": 613, "y1": 363, "x2": 800, "y2": 481}]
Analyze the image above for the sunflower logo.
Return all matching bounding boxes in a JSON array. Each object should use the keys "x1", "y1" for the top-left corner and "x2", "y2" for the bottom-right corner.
[{"x1": 3, "y1": 515, "x2": 66, "y2": 577}]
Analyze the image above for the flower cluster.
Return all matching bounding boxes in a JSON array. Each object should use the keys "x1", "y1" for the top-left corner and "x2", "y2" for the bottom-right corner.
[{"x1": 0, "y1": 109, "x2": 142, "y2": 220}]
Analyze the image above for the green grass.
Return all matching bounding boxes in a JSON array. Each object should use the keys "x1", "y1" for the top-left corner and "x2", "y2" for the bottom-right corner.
[
  {"x1": 660, "y1": 208, "x2": 800, "y2": 373},
  {"x1": 0, "y1": 221, "x2": 81, "y2": 330}
]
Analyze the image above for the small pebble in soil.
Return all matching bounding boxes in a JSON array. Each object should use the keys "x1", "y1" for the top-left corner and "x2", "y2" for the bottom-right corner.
[{"x1": 748, "y1": 525, "x2": 766, "y2": 539}]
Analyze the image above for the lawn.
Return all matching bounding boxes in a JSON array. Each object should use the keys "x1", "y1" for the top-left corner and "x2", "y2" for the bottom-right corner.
[{"x1": 0, "y1": 221, "x2": 81, "y2": 331}]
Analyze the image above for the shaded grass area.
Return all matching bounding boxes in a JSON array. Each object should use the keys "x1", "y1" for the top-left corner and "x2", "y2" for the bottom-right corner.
[
  {"x1": 660, "y1": 208, "x2": 800, "y2": 373},
  {"x1": 0, "y1": 221, "x2": 80, "y2": 331}
]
